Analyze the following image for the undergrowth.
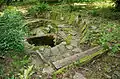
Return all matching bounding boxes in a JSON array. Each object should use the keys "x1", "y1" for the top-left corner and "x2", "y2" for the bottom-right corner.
[
  {"x1": 0, "y1": 7, "x2": 27, "y2": 53},
  {"x1": 28, "y1": 2, "x2": 51, "y2": 17}
]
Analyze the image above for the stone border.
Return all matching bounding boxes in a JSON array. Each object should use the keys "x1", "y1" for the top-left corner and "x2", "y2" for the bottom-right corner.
[
  {"x1": 53, "y1": 46, "x2": 106, "y2": 77},
  {"x1": 52, "y1": 46, "x2": 101, "y2": 69}
]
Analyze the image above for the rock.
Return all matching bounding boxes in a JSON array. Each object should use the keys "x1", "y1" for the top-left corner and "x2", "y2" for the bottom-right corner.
[
  {"x1": 61, "y1": 42, "x2": 67, "y2": 45},
  {"x1": 60, "y1": 17, "x2": 64, "y2": 20},
  {"x1": 91, "y1": 26, "x2": 97, "y2": 30},
  {"x1": 51, "y1": 46, "x2": 60, "y2": 55},
  {"x1": 114, "y1": 71, "x2": 120, "y2": 78},
  {"x1": 31, "y1": 55, "x2": 44, "y2": 67},
  {"x1": 58, "y1": 24, "x2": 65, "y2": 28},
  {"x1": 52, "y1": 46, "x2": 101, "y2": 69},
  {"x1": 47, "y1": 24, "x2": 53, "y2": 29},
  {"x1": 62, "y1": 50, "x2": 72, "y2": 57},
  {"x1": 59, "y1": 31, "x2": 67, "y2": 38},
  {"x1": 72, "y1": 48, "x2": 82, "y2": 53},
  {"x1": 42, "y1": 66, "x2": 54, "y2": 74},
  {"x1": 73, "y1": 72, "x2": 86, "y2": 79},
  {"x1": 43, "y1": 48, "x2": 51, "y2": 59},
  {"x1": 104, "y1": 73, "x2": 111, "y2": 79},
  {"x1": 32, "y1": 28, "x2": 45, "y2": 36},
  {"x1": 58, "y1": 44, "x2": 66, "y2": 54},
  {"x1": 70, "y1": 31, "x2": 77, "y2": 36},
  {"x1": 66, "y1": 45, "x2": 73, "y2": 50},
  {"x1": 71, "y1": 40, "x2": 78, "y2": 47},
  {"x1": 58, "y1": 24, "x2": 72, "y2": 28}
]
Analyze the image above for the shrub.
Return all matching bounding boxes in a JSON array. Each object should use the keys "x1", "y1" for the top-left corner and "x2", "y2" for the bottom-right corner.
[
  {"x1": 28, "y1": 3, "x2": 51, "y2": 16},
  {"x1": 83, "y1": 22, "x2": 120, "y2": 54},
  {"x1": 99, "y1": 24, "x2": 120, "y2": 53},
  {"x1": 0, "y1": 7, "x2": 26, "y2": 53}
]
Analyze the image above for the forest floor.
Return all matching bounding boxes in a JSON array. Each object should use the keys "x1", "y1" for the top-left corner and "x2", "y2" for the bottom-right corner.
[{"x1": 0, "y1": 1, "x2": 120, "y2": 79}]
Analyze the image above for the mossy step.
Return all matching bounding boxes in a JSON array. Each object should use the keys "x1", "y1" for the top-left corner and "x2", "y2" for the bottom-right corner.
[{"x1": 52, "y1": 46, "x2": 101, "y2": 69}]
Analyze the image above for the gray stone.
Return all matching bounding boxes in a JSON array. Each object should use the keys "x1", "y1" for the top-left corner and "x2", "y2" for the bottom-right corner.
[
  {"x1": 51, "y1": 46, "x2": 60, "y2": 55},
  {"x1": 32, "y1": 28, "x2": 45, "y2": 36},
  {"x1": 58, "y1": 24, "x2": 72, "y2": 28},
  {"x1": 91, "y1": 26, "x2": 97, "y2": 30},
  {"x1": 50, "y1": 56, "x2": 57, "y2": 61},
  {"x1": 59, "y1": 31, "x2": 67, "y2": 38},
  {"x1": 60, "y1": 17, "x2": 64, "y2": 21},
  {"x1": 42, "y1": 66, "x2": 54, "y2": 74},
  {"x1": 39, "y1": 47, "x2": 44, "y2": 51},
  {"x1": 31, "y1": 55, "x2": 44, "y2": 67},
  {"x1": 71, "y1": 40, "x2": 78, "y2": 47},
  {"x1": 43, "y1": 48, "x2": 51, "y2": 59},
  {"x1": 72, "y1": 48, "x2": 82, "y2": 53},
  {"x1": 104, "y1": 73, "x2": 111, "y2": 79},
  {"x1": 114, "y1": 71, "x2": 120, "y2": 78},
  {"x1": 61, "y1": 42, "x2": 67, "y2": 45},
  {"x1": 62, "y1": 52, "x2": 71, "y2": 58},
  {"x1": 53, "y1": 46, "x2": 101, "y2": 69},
  {"x1": 58, "y1": 44, "x2": 66, "y2": 54},
  {"x1": 73, "y1": 72, "x2": 86, "y2": 79},
  {"x1": 70, "y1": 31, "x2": 77, "y2": 36},
  {"x1": 66, "y1": 45, "x2": 73, "y2": 50}
]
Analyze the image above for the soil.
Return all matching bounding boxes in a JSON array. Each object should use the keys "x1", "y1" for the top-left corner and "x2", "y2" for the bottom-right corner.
[{"x1": 60, "y1": 53, "x2": 120, "y2": 79}]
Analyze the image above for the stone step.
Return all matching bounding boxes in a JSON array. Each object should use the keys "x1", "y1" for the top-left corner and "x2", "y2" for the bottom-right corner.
[{"x1": 52, "y1": 46, "x2": 101, "y2": 69}]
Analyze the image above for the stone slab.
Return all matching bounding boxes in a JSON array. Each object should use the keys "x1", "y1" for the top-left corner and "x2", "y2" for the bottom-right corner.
[
  {"x1": 52, "y1": 46, "x2": 101, "y2": 69},
  {"x1": 73, "y1": 72, "x2": 86, "y2": 79}
]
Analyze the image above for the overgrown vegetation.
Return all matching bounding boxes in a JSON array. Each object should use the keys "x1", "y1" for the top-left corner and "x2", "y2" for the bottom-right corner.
[
  {"x1": 99, "y1": 23, "x2": 120, "y2": 53},
  {"x1": 28, "y1": 2, "x2": 51, "y2": 17},
  {"x1": 0, "y1": 7, "x2": 26, "y2": 53},
  {"x1": 0, "y1": 0, "x2": 120, "y2": 79}
]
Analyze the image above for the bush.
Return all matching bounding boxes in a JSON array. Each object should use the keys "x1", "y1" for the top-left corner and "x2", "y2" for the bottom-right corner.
[
  {"x1": 84, "y1": 22, "x2": 120, "y2": 54},
  {"x1": 0, "y1": 7, "x2": 26, "y2": 53},
  {"x1": 28, "y1": 3, "x2": 51, "y2": 16},
  {"x1": 99, "y1": 24, "x2": 120, "y2": 53}
]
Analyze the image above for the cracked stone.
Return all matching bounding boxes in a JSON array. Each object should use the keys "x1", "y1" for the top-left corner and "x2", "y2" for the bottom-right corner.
[
  {"x1": 70, "y1": 31, "x2": 77, "y2": 36},
  {"x1": 42, "y1": 66, "x2": 54, "y2": 74},
  {"x1": 58, "y1": 44, "x2": 66, "y2": 54},
  {"x1": 66, "y1": 45, "x2": 73, "y2": 50},
  {"x1": 72, "y1": 48, "x2": 82, "y2": 53},
  {"x1": 43, "y1": 48, "x2": 51, "y2": 59},
  {"x1": 59, "y1": 31, "x2": 67, "y2": 38},
  {"x1": 51, "y1": 46, "x2": 60, "y2": 55},
  {"x1": 71, "y1": 40, "x2": 78, "y2": 47},
  {"x1": 73, "y1": 72, "x2": 86, "y2": 79}
]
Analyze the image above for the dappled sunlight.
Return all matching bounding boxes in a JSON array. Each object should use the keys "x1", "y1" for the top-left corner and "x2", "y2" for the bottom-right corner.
[
  {"x1": 0, "y1": 0, "x2": 120, "y2": 79},
  {"x1": 92, "y1": 1, "x2": 114, "y2": 8}
]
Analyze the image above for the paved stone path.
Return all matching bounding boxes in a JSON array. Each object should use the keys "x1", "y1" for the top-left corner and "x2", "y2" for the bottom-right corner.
[
  {"x1": 27, "y1": 21, "x2": 102, "y2": 77},
  {"x1": 28, "y1": 23, "x2": 83, "y2": 71}
]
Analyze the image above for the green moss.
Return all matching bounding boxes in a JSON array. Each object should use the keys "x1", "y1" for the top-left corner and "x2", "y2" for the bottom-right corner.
[
  {"x1": 53, "y1": 48, "x2": 106, "y2": 78},
  {"x1": 64, "y1": 34, "x2": 72, "y2": 45},
  {"x1": 79, "y1": 49, "x2": 105, "y2": 64},
  {"x1": 68, "y1": 14, "x2": 76, "y2": 25}
]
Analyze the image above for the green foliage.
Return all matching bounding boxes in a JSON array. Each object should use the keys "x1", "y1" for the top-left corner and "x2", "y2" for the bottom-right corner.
[
  {"x1": 12, "y1": 55, "x2": 29, "y2": 69},
  {"x1": 85, "y1": 22, "x2": 120, "y2": 53},
  {"x1": 64, "y1": 34, "x2": 72, "y2": 45},
  {"x1": 62, "y1": 0, "x2": 105, "y2": 3},
  {"x1": 19, "y1": 65, "x2": 34, "y2": 79},
  {"x1": 0, "y1": 7, "x2": 26, "y2": 53},
  {"x1": 99, "y1": 24, "x2": 120, "y2": 53},
  {"x1": 0, "y1": 0, "x2": 4, "y2": 4},
  {"x1": 28, "y1": 3, "x2": 51, "y2": 16}
]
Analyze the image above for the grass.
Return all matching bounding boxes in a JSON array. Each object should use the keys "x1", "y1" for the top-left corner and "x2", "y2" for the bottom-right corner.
[
  {"x1": 0, "y1": 0, "x2": 120, "y2": 78},
  {"x1": 0, "y1": 51, "x2": 30, "y2": 78}
]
